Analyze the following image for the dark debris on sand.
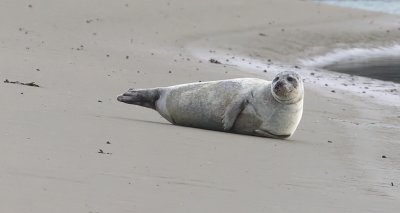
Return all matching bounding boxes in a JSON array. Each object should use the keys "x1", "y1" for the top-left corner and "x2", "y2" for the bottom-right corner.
[
  {"x1": 4, "y1": 79, "x2": 40, "y2": 87},
  {"x1": 98, "y1": 149, "x2": 112, "y2": 155},
  {"x1": 209, "y1": 58, "x2": 221, "y2": 64}
]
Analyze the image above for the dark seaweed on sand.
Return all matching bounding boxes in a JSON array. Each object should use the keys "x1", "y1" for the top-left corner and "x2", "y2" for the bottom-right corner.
[
  {"x1": 209, "y1": 58, "x2": 221, "y2": 64},
  {"x1": 4, "y1": 79, "x2": 40, "y2": 87}
]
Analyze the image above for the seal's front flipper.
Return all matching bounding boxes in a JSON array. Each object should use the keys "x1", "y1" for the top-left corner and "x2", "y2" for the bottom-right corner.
[
  {"x1": 117, "y1": 88, "x2": 160, "y2": 109},
  {"x1": 222, "y1": 98, "x2": 248, "y2": 131},
  {"x1": 254, "y1": 129, "x2": 291, "y2": 139}
]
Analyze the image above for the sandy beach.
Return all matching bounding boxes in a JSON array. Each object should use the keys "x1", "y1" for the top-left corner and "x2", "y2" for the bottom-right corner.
[{"x1": 1, "y1": 0, "x2": 399, "y2": 212}]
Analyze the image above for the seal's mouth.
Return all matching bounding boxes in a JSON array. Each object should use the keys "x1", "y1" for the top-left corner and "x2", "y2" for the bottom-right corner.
[{"x1": 273, "y1": 82, "x2": 292, "y2": 97}]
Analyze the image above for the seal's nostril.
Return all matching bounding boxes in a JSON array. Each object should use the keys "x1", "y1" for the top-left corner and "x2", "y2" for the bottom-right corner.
[{"x1": 275, "y1": 81, "x2": 283, "y2": 89}]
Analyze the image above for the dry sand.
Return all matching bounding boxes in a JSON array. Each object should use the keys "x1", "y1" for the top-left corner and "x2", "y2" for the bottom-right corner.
[{"x1": 1, "y1": 0, "x2": 399, "y2": 212}]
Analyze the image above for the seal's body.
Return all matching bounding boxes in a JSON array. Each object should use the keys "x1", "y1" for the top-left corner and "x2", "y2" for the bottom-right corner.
[{"x1": 117, "y1": 71, "x2": 304, "y2": 139}]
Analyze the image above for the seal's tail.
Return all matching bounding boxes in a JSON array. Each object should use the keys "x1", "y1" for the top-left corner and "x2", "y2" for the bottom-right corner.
[{"x1": 117, "y1": 88, "x2": 160, "y2": 109}]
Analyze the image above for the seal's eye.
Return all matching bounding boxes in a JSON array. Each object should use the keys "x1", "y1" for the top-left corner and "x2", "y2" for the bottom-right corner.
[
  {"x1": 273, "y1": 77, "x2": 279, "y2": 82},
  {"x1": 287, "y1": 77, "x2": 294, "y2": 82}
]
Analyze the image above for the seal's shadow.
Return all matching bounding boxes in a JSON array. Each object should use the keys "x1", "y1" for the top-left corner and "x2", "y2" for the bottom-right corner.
[
  {"x1": 100, "y1": 115, "x2": 172, "y2": 126},
  {"x1": 99, "y1": 115, "x2": 302, "y2": 143}
]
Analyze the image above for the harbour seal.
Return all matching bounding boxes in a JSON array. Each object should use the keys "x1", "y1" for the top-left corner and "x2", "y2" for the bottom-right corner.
[{"x1": 117, "y1": 71, "x2": 304, "y2": 139}]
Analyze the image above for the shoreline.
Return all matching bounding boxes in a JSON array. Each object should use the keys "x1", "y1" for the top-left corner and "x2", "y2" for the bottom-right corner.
[
  {"x1": 314, "y1": 0, "x2": 400, "y2": 15},
  {"x1": 300, "y1": 44, "x2": 400, "y2": 83},
  {"x1": 187, "y1": 44, "x2": 400, "y2": 106},
  {"x1": 182, "y1": 3, "x2": 400, "y2": 104}
]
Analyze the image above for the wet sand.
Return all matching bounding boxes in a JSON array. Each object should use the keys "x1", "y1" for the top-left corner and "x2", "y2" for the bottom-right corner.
[{"x1": 0, "y1": 0, "x2": 399, "y2": 212}]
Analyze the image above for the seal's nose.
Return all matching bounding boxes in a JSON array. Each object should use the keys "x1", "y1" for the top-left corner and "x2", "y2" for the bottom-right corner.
[{"x1": 274, "y1": 81, "x2": 283, "y2": 91}]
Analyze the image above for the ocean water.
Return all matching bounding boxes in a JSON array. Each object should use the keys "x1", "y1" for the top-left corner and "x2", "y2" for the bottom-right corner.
[
  {"x1": 312, "y1": 0, "x2": 400, "y2": 83},
  {"x1": 315, "y1": 0, "x2": 400, "y2": 15},
  {"x1": 301, "y1": 45, "x2": 400, "y2": 83}
]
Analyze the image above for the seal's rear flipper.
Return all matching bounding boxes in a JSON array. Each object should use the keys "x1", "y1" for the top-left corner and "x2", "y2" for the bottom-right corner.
[{"x1": 117, "y1": 88, "x2": 160, "y2": 109}]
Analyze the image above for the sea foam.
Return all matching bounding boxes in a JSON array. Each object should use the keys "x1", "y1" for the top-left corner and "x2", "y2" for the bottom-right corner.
[
  {"x1": 300, "y1": 44, "x2": 400, "y2": 68},
  {"x1": 315, "y1": 0, "x2": 400, "y2": 15}
]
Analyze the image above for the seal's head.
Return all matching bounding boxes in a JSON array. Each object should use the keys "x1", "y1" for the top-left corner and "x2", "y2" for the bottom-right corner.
[{"x1": 271, "y1": 71, "x2": 304, "y2": 104}]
